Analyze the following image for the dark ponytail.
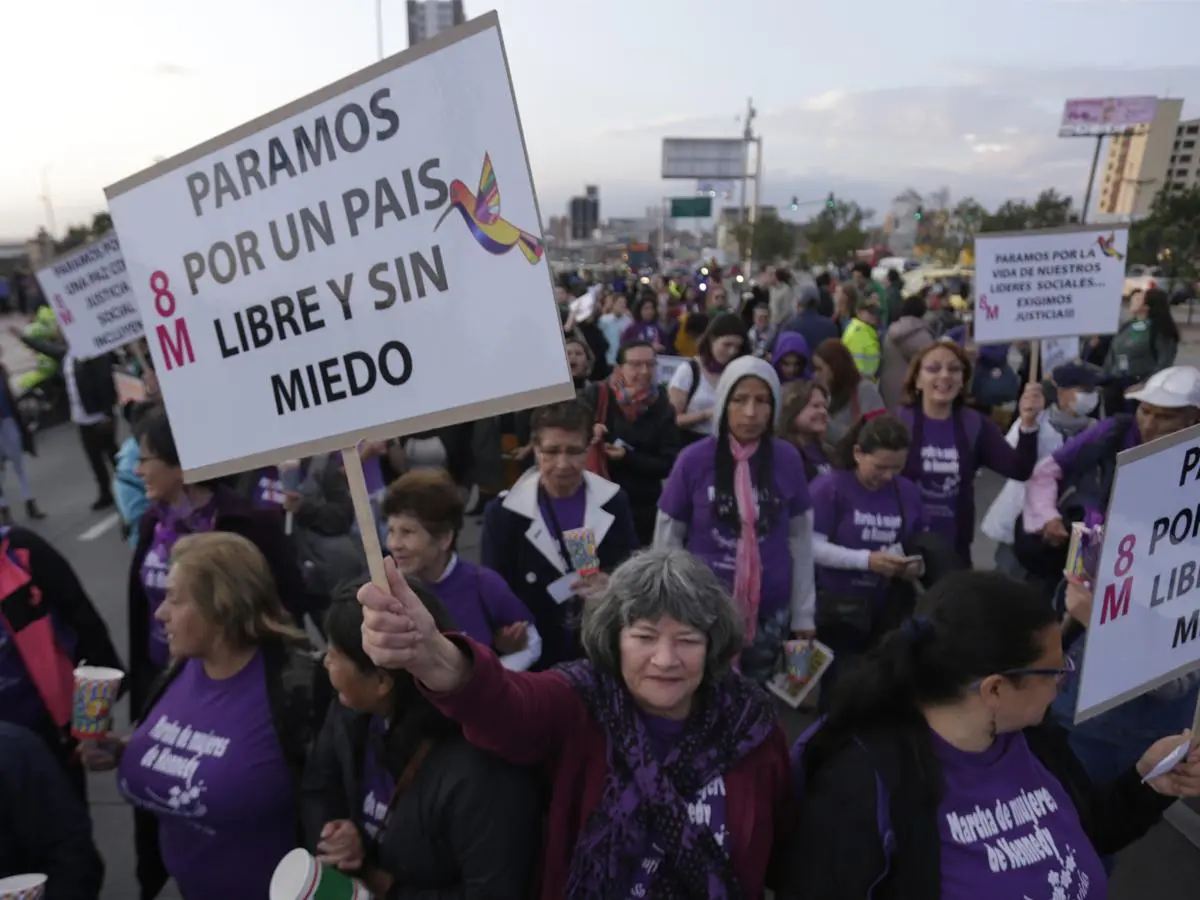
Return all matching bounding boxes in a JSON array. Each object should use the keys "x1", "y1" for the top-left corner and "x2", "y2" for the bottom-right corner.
[
  {"x1": 805, "y1": 571, "x2": 1059, "y2": 783},
  {"x1": 832, "y1": 411, "x2": 911, "y2": 470}
]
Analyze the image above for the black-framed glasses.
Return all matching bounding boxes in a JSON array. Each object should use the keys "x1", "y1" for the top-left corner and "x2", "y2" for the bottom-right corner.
[{"x1": 973, "y1": 655, "x2": 1076, "y2": 690}]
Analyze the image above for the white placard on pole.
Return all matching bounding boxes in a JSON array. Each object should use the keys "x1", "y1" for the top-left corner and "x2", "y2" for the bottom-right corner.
[
  {"x1": 1040, "y1": 335, "x2": 1081, "y2": 377},
  {"x1": 972, "y1": 225, "x2": 1127, "y2": 344},
  {"x1": 1075, "y1": 421, "x2": 1200, "y2": 722},
  {"x1": 657, "y1": 354, "x2": 687, "y2": 386},
  {"x1": 34, "y1": 233, "x2": 143, "y2": 359},
  {"x1": 104, "y1": 13, "x2": 571, "y2": 481}
]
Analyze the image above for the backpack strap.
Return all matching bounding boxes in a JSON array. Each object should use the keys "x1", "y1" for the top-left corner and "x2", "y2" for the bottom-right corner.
[{"x1": 686, "y1": 358, "x2": 702, "y2": 407}]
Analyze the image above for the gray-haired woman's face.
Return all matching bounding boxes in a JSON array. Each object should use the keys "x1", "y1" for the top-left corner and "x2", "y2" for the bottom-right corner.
[{"x1": 618, "y1": 616, "x2": 707, "y2": 721}]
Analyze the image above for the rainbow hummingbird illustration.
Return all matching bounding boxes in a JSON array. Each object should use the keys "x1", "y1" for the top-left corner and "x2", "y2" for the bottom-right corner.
[
  {"x1": 1096, "y1": 232, "x2": 1124, "y2": 261},
  {"x1": 434, "y1": 154, "x2": 544, "y2": 264}
]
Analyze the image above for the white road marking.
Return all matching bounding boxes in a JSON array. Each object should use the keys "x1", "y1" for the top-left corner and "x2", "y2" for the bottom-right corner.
[{"x1": 78, "y1": 513, "x2": 122, "y2": 542}]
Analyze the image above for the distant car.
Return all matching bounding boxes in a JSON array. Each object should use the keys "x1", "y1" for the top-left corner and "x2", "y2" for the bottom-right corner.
[{"x1": 1123, "y1": 265, "x2": 1164, "y2": 299}]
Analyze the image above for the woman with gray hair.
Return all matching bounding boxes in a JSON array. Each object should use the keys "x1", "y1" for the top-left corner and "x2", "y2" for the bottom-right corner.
[{"x1": 356, "y1": 548, "x2": 791, "y2": 900}]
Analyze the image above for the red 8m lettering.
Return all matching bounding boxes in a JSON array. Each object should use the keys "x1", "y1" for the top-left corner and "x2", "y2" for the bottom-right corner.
[
  {"x1": 1113, "y1": 534, "x2": 1136, "y2": 577},
  {"x1": 149, "y1": 271, "x2": 195, "y2": 371}
]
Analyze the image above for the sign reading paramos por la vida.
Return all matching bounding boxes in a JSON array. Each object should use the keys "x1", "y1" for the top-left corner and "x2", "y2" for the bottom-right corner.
[
  {"x1": 34, "y1": 233, "x2": 143, "y2": 360},
  {"x1": 972, "y1": 226, "x2": 1127, "y2": 344},
  {"x1": 104, "y1": 13, "x2": 571, "y2": 480},
  {"x1": 1075, "y1": 422, "x2": 1200, "y2": 722}
]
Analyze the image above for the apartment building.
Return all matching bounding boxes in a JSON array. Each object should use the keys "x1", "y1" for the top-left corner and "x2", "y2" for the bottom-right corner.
[{"x1": 1096, "y1": 98, "x2": 1184, "y2": 218}]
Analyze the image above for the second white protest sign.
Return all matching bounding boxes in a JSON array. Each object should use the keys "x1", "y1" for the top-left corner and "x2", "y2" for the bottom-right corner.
[
  {"x1": 105, "y1": 13, "x2": 570, "y2": 480},
  {"x1": 973, "y1": 225, "x2": 1126, "y2": 344},
  {"x1": 34, "y1": 233, "x2": 143, "y2": 359}
]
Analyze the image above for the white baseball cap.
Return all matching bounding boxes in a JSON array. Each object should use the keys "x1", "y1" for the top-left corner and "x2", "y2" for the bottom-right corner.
[{"x1": 1125, "y1": 365, "x2": 1200, "y2": 409}]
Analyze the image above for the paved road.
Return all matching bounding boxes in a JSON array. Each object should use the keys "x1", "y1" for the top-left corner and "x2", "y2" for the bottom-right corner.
[{"x1": 6, "y1": 325, "x2": 1199, "y2": 897}]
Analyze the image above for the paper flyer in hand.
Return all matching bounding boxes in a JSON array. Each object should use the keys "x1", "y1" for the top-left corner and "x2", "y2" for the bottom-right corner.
[{"x1": 766, "y1": 639, "x2": 835, "y2": 709}]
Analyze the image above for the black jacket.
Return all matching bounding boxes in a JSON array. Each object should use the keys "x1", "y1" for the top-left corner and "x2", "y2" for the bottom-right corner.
[
  {"x1": 19, "y1": 335, "x2": 116, "y2": 417},
  {"x1": 301, "y1": 704, "x2": 542, "y2": 900},
  {"x1": 581, "y1": 382, "x2": 679, "y2": 515},
  {"x1": 778, "y1": 720, "x2": 1174, "y2": 899},
  {"x1": 0, "y1": 723, "x2": 104, "y2": 899},
  {"x1": 133, "y1": 639, "x2": 329, "y2": 900},
  {"x1": 481, "y1": 471, "x2": 638, "y2": 668}
]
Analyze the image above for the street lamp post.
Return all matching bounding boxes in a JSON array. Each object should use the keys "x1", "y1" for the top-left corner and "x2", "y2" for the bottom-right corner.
[{"x1": 376, "y1": 0, "x2": 385, "y2": 60}]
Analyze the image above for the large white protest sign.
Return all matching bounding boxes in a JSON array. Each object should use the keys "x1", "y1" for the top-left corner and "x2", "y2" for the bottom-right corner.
[
  {"x1": 34, "y1": 233, "x2": 143, "y2": 359},
  {"x1": 973, "y1": 225, "x2": 1126, "y2": 344},
  {"x1": 1075, "y1": 422, "x2": 1200, "y2": 722},
  {"x1": 104, "y1": 14, "x2": 570, "y2": 479}
]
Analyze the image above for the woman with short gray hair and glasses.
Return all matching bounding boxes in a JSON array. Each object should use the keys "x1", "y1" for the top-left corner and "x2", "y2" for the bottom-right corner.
[{"x1": 356, "y1": 548, "x2": 791, "y2": 900}]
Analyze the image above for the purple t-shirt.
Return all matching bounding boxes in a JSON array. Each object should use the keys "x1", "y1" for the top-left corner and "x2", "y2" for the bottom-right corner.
[
  {"x1": 252, "y1": 467, "x2": 285, "y2": 510},
  {"x1": 141, "y1": 524, "x2": 175, "y2": 669},
  {"x1": 361, "y1": 716, "x2": 393, "y2": 842},
  {"x1": 118, "y1": 652, "x2": 295, "y2": 900},
  {"x1": 540, "y1": 485, "x2": 587, "y2": 568},
  {"x1": 0, "y1": 624, "x2": 43, "y2": 728},
  {"x1": 628, "y1": 714, "x2": 730, "y2": 898},
  {"x1": 659, "y1": 437, "x2": 812, "y2": 617},
  {"x1": 934, "y1": 730, "x2": 1107, "y2": 900},
  {"x1": 363, "y1": 455, "x2": 386, "y2": 498},
  {"x1": 433, "y1": 557, "x2": 533, "y2": 647},
  {"x1": 914, "y1": 416, "x2": 962, "y2": 549},
  {"x1": 811, "y1": 470, "x2": 925, "y2": 596}
]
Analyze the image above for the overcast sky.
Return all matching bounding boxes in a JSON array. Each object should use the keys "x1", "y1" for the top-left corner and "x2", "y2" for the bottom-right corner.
[{"x1": 4, "y1": 0, "x2": 1198, "y2": 237}]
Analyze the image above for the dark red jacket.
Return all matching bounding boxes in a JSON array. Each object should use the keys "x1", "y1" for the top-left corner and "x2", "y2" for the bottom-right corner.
[{"x1": 427, "y1": 636, "x2": 793, "y2": 899}]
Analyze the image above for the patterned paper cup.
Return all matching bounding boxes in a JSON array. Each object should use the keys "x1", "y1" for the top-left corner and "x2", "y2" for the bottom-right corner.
[
  {"x1": 71, "y1": 666, "x2": 124, "y2": 740},
  {"x1": 562, "y1": 527, "x2": 599, "y2": 576},
  {"x1": 0, "y1": 873, "x2": 48, "y2": 900},
  {"x1": 270, "y1": 849, "x2": 371, "y2": 900}
]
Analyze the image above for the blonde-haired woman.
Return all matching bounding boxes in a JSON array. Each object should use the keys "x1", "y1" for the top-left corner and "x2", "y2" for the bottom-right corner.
[{"x1": 81, "y1": 531, "x2": 326, "y2": 900}]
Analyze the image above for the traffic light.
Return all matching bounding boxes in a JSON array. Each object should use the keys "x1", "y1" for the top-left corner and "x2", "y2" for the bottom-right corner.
[
  {"x1": 790, "y1": 196, "x2": 799, "y2": 211},
  {"x1": 826, "y1": 192, "x2": 835, "y2": 209},
  {"x1": 914, "y1": 206, "x2": 924, "y2": 221}
]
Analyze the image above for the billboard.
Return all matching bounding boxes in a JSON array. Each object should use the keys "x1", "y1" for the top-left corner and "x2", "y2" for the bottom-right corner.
[
  {"x1": 662, "y1": 138, "x2": 746, "y2": 180},
  {"x1": 1059, "y1": 96, "x2": 1157, "y2": 137}
]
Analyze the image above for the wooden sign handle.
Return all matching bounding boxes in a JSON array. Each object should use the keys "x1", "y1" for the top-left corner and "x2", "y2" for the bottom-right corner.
[{"x1": 341, "y1": 445, "x2": 388, "y2": 589}]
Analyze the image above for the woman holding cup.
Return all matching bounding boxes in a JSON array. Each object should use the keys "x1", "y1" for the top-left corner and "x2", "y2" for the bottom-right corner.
[
  {"x1": 84, "y1": 531, "x2": 325, "y2": 900},
  {"x1": 298, "y1": 590, "x2": 540, "y2": 898}
]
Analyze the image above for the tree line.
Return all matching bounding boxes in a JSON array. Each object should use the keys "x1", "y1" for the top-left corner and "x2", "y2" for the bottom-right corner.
[{"x1": 737, "y1": 187, "x2": 1076, "y2": 266}]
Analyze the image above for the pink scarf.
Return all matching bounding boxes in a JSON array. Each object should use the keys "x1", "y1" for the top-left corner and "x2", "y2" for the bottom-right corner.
[{"x1": 729, "y1": 436, "x2": 763, "y2": 643}]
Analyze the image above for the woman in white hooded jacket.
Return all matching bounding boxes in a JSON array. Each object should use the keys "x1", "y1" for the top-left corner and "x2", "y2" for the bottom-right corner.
[
  {"x1": 981, "y1": 363, "x2": 1103, "y2": 577},
  {"x1": 653, "y1": 356, "x2": 817, "y2": 682}
]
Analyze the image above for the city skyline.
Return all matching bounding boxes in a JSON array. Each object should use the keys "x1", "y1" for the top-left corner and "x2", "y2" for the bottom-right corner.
[{"x1": 3, "y1": 0, "x2": 1199, "y2": 238}]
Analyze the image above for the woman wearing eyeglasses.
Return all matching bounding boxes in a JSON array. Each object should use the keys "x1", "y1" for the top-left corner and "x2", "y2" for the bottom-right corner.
[
  {"x1": 480, "y1": 399, "x2": 639, "y2": 669},
  {"x1": 896, "y1": 342, "x2": 1044, "y2": 566},
  {"x1": 780, "y1": 570, "x2": 1200, "y2": 900}
]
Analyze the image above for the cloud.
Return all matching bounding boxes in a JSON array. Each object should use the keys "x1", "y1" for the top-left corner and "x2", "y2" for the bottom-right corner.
[
  {"x1": 534, "y1": 63, "x2": 1200, "y2": 219},
  {"x1": 150, "y1": 62, "x2": 192, "y2": 77}
]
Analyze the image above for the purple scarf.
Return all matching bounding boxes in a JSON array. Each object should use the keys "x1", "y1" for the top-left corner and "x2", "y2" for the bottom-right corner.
[{"x1": 556, "y1": 659, "x2": 776, "y2": 899}]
